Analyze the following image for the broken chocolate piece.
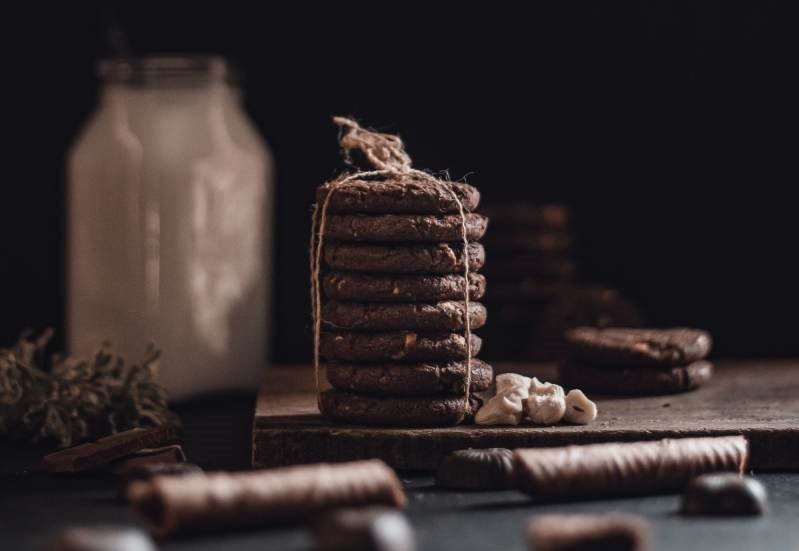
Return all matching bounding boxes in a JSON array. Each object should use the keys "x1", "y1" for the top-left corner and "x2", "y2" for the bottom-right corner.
[
  {"x1": 39, "y1": 426, "x2": 179, "y2": 474},
  {"x1": 681, "y1": 473, "x2": 768, "y2": 516}
]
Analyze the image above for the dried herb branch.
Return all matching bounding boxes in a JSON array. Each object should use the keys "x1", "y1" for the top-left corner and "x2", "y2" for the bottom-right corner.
[{"x1": 0, "y1": 330, "x2": 179, "y2": 449}]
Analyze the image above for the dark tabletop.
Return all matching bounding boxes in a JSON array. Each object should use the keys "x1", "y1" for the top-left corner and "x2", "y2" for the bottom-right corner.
[{"x1": 1, "y1": 394, "x2": 797, "y2": 551}]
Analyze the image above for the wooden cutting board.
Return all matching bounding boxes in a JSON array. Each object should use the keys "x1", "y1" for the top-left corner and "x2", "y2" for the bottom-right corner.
[{"x1": 252, "y1": 361, "x2": 799, "y2": 471}]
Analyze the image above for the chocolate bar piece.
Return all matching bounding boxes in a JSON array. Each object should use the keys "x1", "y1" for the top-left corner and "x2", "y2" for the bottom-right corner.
[
  {"x1": 110, "y1": 445, "x2": 187, "y2": 474},
  {"x1": 40, "y1": 426, "x2": 179, "y2": 474}
]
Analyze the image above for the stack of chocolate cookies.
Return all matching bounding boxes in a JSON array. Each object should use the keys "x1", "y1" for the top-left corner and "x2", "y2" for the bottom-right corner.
[
  {"x1": 315, "y1": 178, "x2": 492, "y2": 426},
  {"x1": 480, "y1": 202, "x2": 577, "y2": 359},
  {"x1": 559, "y1": 327, "x2": 714, "y2": 395}
]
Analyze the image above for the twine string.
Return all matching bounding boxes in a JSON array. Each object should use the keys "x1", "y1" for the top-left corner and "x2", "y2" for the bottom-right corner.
[{"x1": 311, "y1": 117, "x2": 473, "y2": 420}]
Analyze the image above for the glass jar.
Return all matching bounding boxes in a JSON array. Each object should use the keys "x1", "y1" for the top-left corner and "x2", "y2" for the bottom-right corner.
[{"x1": 67, "y1": 55, "x2": 273, "y2": 400}]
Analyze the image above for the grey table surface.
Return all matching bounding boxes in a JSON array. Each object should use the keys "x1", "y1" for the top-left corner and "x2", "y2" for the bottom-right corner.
[{"x1": 1, "y1": 393, "x2": 797, "y2": 551}]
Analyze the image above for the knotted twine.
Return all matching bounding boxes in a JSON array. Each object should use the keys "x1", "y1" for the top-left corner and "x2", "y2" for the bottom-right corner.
[{"x1": 310, "y1": 117, "x2": 474, "y2": 422}]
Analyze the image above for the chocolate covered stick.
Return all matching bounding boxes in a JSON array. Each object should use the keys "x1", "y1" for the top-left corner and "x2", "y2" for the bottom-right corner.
[
  {"x1": 514, "y1": 435, "x2": 747, "y2": 502},
  {"x1": 527, "y1": 514, "x2": 650, "y2": 551},
  {"x1": 130, "y1": 459, "x2": 406, "y2": 538}
]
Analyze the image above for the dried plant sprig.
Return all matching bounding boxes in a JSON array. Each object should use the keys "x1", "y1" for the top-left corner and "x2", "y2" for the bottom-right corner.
[{"x1": 0, "y1": 330, "x2": 179, "y2": 449}]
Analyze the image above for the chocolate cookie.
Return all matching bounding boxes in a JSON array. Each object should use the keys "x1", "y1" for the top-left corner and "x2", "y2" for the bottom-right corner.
[
  {"x1": 324, "y1": 242, "x2": 485, "y2": 274},
  {"x1": 320, "y1": 389, "x2": 481, "y2": 426},
  {"x1": 320, "y1": 331, "x2": 483, "y2": 362},
  {"x1": 326, "y1": 359, "x2": 493, "y2": 396},
  {"x1": 323, "y1": 272, "x2": 486, "y2": 302},
  {"x1": 564, "y1": 327, "x2": 712, "y2": 367},
  {"x1": 481, "y1": 203, "x2": 571, "y2": 228},
  {"x1": 322, "y1": 300, "x2": 487, "y2": 331},
  {"x1": 483, "y1": 230, "x2": 573, "y2": 253},
  {"x1": 558, "y1": 360, "x2": 714, "y2": 395},
  {"x1": 317, "y1": 178, "x2": 480, "y2": 214},
  {"x1": 324, "y1": 213, "x2": 487, "y2": 243}
]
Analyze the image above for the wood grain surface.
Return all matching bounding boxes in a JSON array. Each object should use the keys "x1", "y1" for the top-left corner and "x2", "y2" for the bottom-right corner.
[{"x1": 252, "y1": 361, "x2": 799, "y2": 471}]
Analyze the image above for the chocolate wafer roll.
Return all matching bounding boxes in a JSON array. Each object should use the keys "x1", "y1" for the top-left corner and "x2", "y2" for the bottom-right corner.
[
  {"x1": 527, "y1": 514, "x2": 650, "y2": 551},
  {"x1": 130, "y1": 459, "x2": 405, "y2": 538},
  {"x1": 514, "y1": 436, "x2": 747, "y2": 502}
]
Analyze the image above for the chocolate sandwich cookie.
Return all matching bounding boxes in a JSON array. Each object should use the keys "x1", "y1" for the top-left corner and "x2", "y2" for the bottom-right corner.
[
  {"x1": 565, "y1": 327, "x2": 712, "y2": 367},
  {"x1": 483, "y1": 230, "x2": 574, "y2": 253},
  {"x1": 324, "y1": 213, "x2": 487, "y2": 243},
  {"x1": 324, "y1": 242, "x2": 485, "y2": 274},
  {"x1": 323, "y1": 272, "x2": 486, "y2": 302},
  {"x1": 558, "y1": 360, "x2": 714, "y2": 395},
  {"x1": 320, "y1": 331, "x2": 483, "y2": 362},
  {"x1": 326, "y1": 359, "x2": 493, "y2": 396},
  {"x1": 317, "y1": 178, "x2": 480, "y2": 213},
  {"x1": 320, "y1": 389, "x2": 481, "y2": 426},
  {"x1": 322, "y1": 300, "x2": 487, "y2": 331},
  {"x1": 481, "y1": 203, "x2": 571, "y2": 229}
]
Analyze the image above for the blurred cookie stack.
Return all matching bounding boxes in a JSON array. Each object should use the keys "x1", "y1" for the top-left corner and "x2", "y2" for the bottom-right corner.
[
  {"x1": 480, "y1": 203, "x2": 577, "y2": 359},
  {"x1": 315, "y1": 178, "x2": 493, "y2": 426},
  {"x1": 480, "y1": 202, "x2": 643, "y2": 360}
]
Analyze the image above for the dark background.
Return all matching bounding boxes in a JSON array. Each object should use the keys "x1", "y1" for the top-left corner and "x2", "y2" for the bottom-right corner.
[{"x1": 2, "y1": 1, "x2": 797, "y2": 361}]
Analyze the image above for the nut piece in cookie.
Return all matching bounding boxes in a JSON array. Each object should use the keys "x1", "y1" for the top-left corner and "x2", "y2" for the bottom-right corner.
[{"x1": 436, "y1": 448, "x2": 515, "y2": 490}]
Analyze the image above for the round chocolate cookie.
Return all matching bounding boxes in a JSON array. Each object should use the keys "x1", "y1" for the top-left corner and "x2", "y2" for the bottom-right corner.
[
  {"x1": 558, "y1": 360, "x2": 714, "y2": 395},
  {"x1": 323, "y1": 272, "x2": 486, "y2": 302},
  {"x1": 317, "y1": 178, "x2": 480, "y2": 214},
  {"x1": 564, "y1": 327, "x2": 713, "y2": 367},
  {"x1": 483, "y1": 230, "x2": 574, "y2": 253},
  {"x1": 320, "y1": 389, "x2": 481, "y2": 426},
  {"x1": 435, "y1": 448, "x2": 515, "y2": 490},
  {"x1": 481, "y1": 203, "x2": 571, "y2": 229},
  {"x1": 324, "y1": 242, "x2": 485, "y2": 274},
  {"x1": 324, "y1": 213, "x2": 487, "y2": 243},
  {"x1": 326, "y1": 359, "x2": 493, "y2": 396},
  {"x1": 322, "y1": 300, "x2": 487, "y2": 331},
  {"x1": 320, "y1": 331, "x2": 482, "y2": 362}
]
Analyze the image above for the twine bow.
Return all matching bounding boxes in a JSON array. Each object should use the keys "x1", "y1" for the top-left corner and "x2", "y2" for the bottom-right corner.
[{"x1": 311, "y1": 117, "x2": 474, "y2": 422}]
